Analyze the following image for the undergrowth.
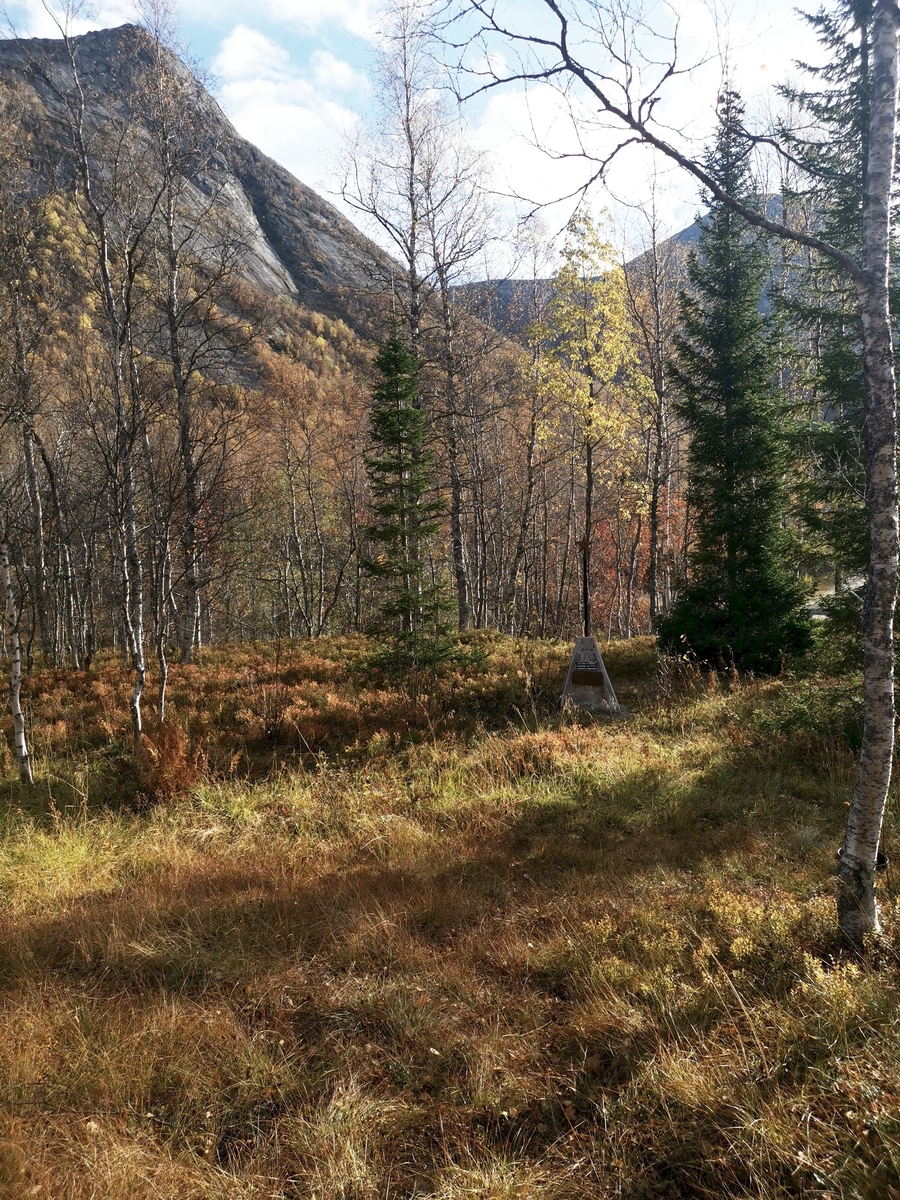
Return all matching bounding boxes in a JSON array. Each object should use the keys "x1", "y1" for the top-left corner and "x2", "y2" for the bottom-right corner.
[{"x1": 0, "y1": 636, "x2": 896, "y2": 1198}]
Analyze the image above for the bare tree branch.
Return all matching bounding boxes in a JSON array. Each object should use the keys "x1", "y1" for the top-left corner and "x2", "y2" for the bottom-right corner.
[{"x1": 444, "y1": 0, "x2": 864, "y2": 280}]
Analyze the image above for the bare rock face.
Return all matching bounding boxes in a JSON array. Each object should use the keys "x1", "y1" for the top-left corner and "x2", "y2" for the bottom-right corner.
[{"x1": 0, "y1": 23, "x2": 391, "y2": 312}]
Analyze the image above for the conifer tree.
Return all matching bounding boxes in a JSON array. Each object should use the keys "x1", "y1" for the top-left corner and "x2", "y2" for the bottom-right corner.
[
  {"x1": 657, "y1": 90, "x2": 812, "y2": 674},
  {"x1": 782, "y1": 1, "x2": 873, "y2": 571},
  {"x1": 779, "y1": 1, "x2": 885, "y2": 600},
  {"x1": 363, "y1": 336, "x2": 453, "y2": 676}
]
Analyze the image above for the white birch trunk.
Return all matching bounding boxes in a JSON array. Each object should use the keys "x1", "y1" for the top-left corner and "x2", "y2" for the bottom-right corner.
[
  {"x1": 837, "y1": 0, "x2": 900, "y2": 947},
  {"x1": 21, "y1": 425, "x2": 51, "y2": 664},
  {"x1": 61, "y1": 31, "x2": 149, "y2": 747},
  {"x1": 0, "y1": 524, "x2": 32, "y2": 785}
]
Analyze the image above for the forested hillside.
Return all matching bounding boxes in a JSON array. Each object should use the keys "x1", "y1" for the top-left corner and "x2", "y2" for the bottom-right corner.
[{"x1": 0, "y1": 22, "x2": 692, "y2": 703}]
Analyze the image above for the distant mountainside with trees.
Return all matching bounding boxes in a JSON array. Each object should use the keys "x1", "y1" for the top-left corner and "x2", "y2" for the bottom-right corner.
[
  {"x1": 0, "y1": 24, "x2": 393, "y2": 316},
  {"x1": 456, "y1": 197, "x2": 794, "y2": 342},
  {"x1": 454, "y1": 221, "x2": 702, "y2": 337}
]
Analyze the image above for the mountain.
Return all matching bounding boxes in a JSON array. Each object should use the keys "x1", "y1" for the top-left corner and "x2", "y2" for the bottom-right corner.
[
  {"x1": 453, "y1": 222, "x2": 702, "y2": 337},
  {"x1": 0, "y1": 26, "x2": 784, "y2": 349},
  {"x1": 0, "y1": 24, "x2": 392, "y2": 316},
  {"x1": 456, "y1": 201, "x2": 786, "y2": 339}
]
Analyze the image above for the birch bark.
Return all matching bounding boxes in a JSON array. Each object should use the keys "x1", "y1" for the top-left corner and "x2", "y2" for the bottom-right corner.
[
  {"x1": 435, "y1": 270, "x2": 471, "y2": 630},
  {"x1": 164, "y1": 194, "x2": 203, "y2": 665},
  {"x1": 50, "y1": 30, "x2": 157, "y2": 746},
  {"x1": 837, "y1": 0, "x2": 900, "y2": 945},
  {"x1": 0, "y1": 521, "x2": 32, "y2": 785}
]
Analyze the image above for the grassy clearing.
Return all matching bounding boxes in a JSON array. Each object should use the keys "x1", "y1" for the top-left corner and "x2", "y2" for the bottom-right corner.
[{"x1": 0, "y1": 636, "x2": 897, "y2": 1198}]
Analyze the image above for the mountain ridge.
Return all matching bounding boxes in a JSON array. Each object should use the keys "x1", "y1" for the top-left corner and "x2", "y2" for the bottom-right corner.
[
  {"x1": 0, "y1": 23, "x2": 393, "y2": 318},
  {"x1": 452, "y1": 222, "x2": 701, "y2": 337},
  {"x1": 0, "y1": 24, "x2": 721, "y2": 342}
]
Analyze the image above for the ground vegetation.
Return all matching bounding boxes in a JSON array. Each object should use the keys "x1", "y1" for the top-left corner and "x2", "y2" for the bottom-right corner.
[{"x1": 0, "y1": 636, "x2": 893, "y2": 1197}]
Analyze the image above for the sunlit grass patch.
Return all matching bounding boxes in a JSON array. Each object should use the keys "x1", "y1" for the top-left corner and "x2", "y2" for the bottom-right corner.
[{"x1": 0, "y1": 635, "x2": 894, "y2": 1196}]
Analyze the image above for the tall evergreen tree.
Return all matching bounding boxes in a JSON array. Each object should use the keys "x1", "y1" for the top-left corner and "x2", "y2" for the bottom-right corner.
[
  {"x1": 780, "y1": 1, "x2": 876, "y2": 583},
  {"x1": 363, "y1": 336, "x2": 453, "y2": 676},
  {"x1": 657, "y1": 90, "x2": 812, "y2": 674}
]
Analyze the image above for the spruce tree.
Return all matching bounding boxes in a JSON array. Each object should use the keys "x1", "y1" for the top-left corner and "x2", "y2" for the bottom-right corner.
[
  {"x1": 363, "y1": 336, "x2": 453, "y2": 677},
  {"x1": 657, "y1": 90, "x2": 812, "y2": 674},
  {"x1": 779, "y1": 1, "x2": 874, "y2": 580},
  {"x1": 776, "y1": 0, "x2": 900, "y2": 664}
]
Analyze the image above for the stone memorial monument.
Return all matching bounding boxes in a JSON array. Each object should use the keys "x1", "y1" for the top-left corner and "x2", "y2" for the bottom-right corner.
[{"x1": 561, "y1": 635, "x2": 623, "y2": 715}]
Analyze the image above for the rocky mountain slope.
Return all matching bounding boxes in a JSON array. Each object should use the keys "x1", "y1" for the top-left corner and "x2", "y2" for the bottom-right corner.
[
  {"x1": 455, "y1": 202, "x2": 788, "y2": 339},
  {"x1": 0, "y1": 24, "x2": 728, "y2": 345},
  {"x1": 453, "y1": 222, "x2": 701, "y2": 338},
  {"x1": 0, "y1": 23, "x2": 392, "y2": 315}
]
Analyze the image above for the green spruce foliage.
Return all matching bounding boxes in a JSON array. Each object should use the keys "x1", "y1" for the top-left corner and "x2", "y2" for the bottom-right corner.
[
  {"x1": 779, "y1": 0, "x2": 875, "y2": 581},
  {"x1": 657, "y1": 90, "x2": 812, "y2": 675},
  {"x1": 363, "y1": 336, "x2": 454, "y2": 677}
]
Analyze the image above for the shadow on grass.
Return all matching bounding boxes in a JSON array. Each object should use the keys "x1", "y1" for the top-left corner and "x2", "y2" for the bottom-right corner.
[
  {"x1": 0, "y1": 724, "x2": 871, "y2": 1199},
  {"x1": 0, "y1": 721, "x2": 850, "y2": 995},
  {"x1": 0, "y1": 642, "x2": 884, "y2": 1197}
]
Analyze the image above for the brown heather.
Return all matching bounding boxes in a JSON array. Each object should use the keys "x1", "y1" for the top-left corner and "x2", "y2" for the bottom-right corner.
[{"x1": 0, "y1": 636, "x2": 896, "y2": 1198}]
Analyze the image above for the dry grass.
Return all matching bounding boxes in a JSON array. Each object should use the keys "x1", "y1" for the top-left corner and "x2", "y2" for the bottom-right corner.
[{"x1": 0, "y1": 636, "x2": 896, "y2": 1197}]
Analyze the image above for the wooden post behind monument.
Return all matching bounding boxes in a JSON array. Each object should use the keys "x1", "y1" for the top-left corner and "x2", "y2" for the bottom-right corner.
[{"x1": 561, "y1": 636, "x2": 622, "y2": 715}]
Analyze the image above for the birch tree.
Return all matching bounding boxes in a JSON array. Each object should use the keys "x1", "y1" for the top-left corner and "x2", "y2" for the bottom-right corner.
[
  {"x1": 0, "y1": 83, "x2": 62, "y2": 665},
  {"x1": 535, "y1": 211, "x2": 649, "y2": 638},
  {"x1": 341, "y1": 0, "x2": 433, "y2": 350},
  {"x1": 0, "y1": 515, "x2": 32, "y2": 784},
  {"x1": 30, "y1": 15, "x2": 167, "y2": 745},
  {"x1": 342, "y1": 0, "x2": 497, "y2": 630},
  {"x1": 137, "y1": 3, "x2": 251, "y2": 667},
  {"x1": 622, "y1": 196, "x2": 688, "y2": 623}
]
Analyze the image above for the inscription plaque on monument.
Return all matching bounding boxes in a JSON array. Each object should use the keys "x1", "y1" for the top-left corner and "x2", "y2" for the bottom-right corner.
[{"x1": 561, "y1": 636, "x2": 622, "y2": 715}]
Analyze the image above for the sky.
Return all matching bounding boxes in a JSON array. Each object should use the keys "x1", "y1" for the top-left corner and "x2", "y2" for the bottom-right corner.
[{"x1": 3, "y1": 0, "x2": 827, "y2": 275}]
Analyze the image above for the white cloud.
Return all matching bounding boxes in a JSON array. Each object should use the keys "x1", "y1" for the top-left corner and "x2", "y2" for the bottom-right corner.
[
  {"x1": 212, "y1": 25, "x2": 291, "y2": 81},
  {"x1": 212, "y1": 26, "x2": 361, "y2": 192},
  {"x1": 311, "y1": 48, "x2": 367, "y2": 91},
  {"x1": 267, "y1": 0, "x2": 379, "y2": 39},
  {"x1": 163, "y1": 0, "x2": 383, "y2": 41},
  {"x1": 472, "y1": 83, "x2": 656, "y2": 211},
  {"x1": 460, "y1": 0, "x2": 824, "y2": 269},
  {"x1": 7, "y1": 0, "x2": 134, "y2": 38},
  {"x1": 221, "y1": 82, "x2": 359, "y2": 190}
]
